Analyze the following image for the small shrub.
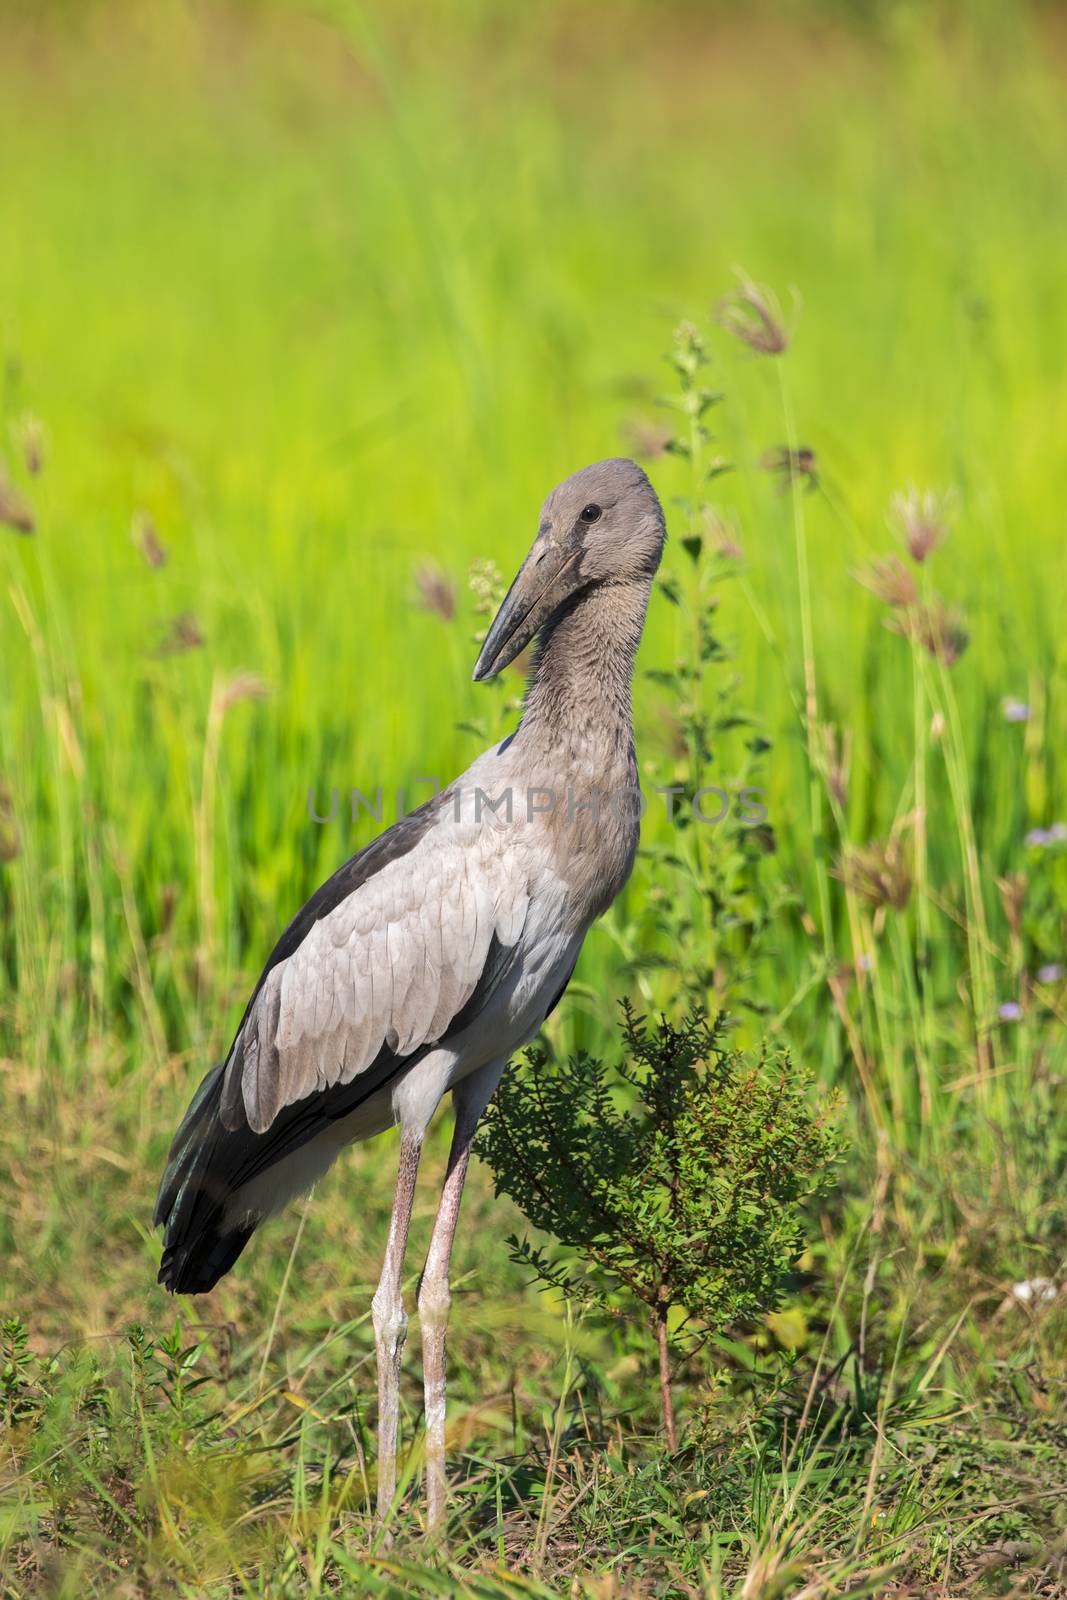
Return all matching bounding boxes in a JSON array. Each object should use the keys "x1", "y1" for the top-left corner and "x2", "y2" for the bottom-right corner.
[{"x1": 477, "y1": 1006, "x2": 845, "y2": 1447}]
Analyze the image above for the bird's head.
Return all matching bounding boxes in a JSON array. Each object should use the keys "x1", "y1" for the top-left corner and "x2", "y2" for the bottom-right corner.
[{"x1": 472, "y1": 458, "x2": 666, "y2": 682}]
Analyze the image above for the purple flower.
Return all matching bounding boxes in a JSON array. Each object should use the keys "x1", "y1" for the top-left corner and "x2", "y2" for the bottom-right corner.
[
  {"x1": 1026, "y1": 824, "x2": 1065, "y2": 848},
  {"x1": 998, "y1": 1001, "x2": 1024, "y2": 1022},
  {"x1": 1003, "y1": 699, "x2": 1030, "y2": 723},
  {"x1": 1037, "y1": 964, "x2": 1064, "y2": 984}
]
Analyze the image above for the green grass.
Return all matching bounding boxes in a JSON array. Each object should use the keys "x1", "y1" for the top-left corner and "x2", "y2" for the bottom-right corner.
[{"x1": 2, "y1": 1, "x2": 1066, "y2": 1593}]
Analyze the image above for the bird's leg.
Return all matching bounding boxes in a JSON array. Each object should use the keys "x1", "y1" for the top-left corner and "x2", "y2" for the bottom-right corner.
[
  {"x1": 372, "y1": 1127, "x2": 422, "y2": 1524},
  {"x1": 417, "y1": 1063, "x2": 501, "y2": 1533}
]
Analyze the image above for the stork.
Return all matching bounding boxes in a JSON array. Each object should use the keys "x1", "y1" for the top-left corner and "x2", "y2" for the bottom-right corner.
[{"x1": 155, "y1": 458, "x2": 666, "y2": 1527}]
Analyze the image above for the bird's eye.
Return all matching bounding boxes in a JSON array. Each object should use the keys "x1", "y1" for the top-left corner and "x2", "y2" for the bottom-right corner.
[{"x1": 580, "y1": 504, "x2": 602, "y2": 523}]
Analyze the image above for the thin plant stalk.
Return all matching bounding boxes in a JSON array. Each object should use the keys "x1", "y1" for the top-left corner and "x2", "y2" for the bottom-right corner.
[
  {"x1": 918, "y1": 645, "x2": 1000, "y2": 1105},
  {"x1": 823, "y1": 786, "x2": 889, "y2": 1135},
  {"x1": 911, "y1": 632, "x2": 938, "y2": 1085},
  {"x1": 890, "y1": 912, "x2": 928, "y2": 1142},
  {"x1": 533, "y1": 1309, "x2": 577, "y2": 1568},
  {"x1": 195, "y1": 673, "x2": 228, "y2": 1013},
  {"x1": 776, "y1": 360, "x2": 834, "y2": 968},
  {"x1": 656, "y1": 1304, "x2": 678, "y2": 1451},
  {"x1": 682, "y1": 340, "x2": 713, "y2": 995}
]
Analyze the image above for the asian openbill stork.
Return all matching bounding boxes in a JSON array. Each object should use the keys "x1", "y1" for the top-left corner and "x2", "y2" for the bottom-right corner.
[{"x1": 155, "y1": 458, "x2": 666, "y2": 1527}]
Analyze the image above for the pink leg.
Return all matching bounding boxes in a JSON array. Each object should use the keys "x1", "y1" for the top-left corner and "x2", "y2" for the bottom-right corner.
[
  {"x1": 371, "y1": 1128, "x2": 422, "y2": 1524},
  {"x1": 417, "y1": 1061, "x2": 503, "y2": 1532}
]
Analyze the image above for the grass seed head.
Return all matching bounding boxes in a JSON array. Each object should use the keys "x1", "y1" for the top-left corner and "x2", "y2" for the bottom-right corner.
[
  {"x1": 621, "y1": 417, "x2": 674, "y2": 460},
  {"x1": 413, "y1": 561, "x2": 456, "y2": 621},
  {"x1": 716, "y1": 273, "x2": 790, "y2": 355},
  {"x1": 855, "y1": 555, "x2": 917, "y2": 608},
  {"x1": 0, "y1": 470, "x2": 35, "y2": 534},
  {"x1": 11, "y1": 414, "x2": 44, "y2": 475},
  {"x1": 759, "y1": 445, "x2": 817, "y2": 493},
  {"x1": 816, "y1": 722, "x2": 850, "y2": 809},
  {"x1": 833, "y1": 836, "x2": 912, "y2": 911},
  {"x1": 153, "y1": 611, "x2": 204, "y2": 657},
  {"x1": 0, "y1": 777, "x2": 18, "y2": 863},
  {"x1": 159, "y1": 882, "x2": 178, "y2": 936},
  {"x1": 704, "y1": 506, "x2": 744, "y2": 561},
  {"x1": 887, "y1": 596, "x2": 969, "y2": 665},
  {"x1": 217, "y1": 671, "x2": 271, "y2": 713},
  {"x1": 133, "y1": 512, "x2": 167, "y2": 568},
  {"x1": 997, "y1": 871, "x2": 1026, "y2": 937},
  {"x1": 889, "y1": 484, "x2": 956, "y2": 564}
]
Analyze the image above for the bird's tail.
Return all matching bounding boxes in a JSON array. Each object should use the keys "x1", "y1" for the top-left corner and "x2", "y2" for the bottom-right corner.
[
  {"x1": 154, "y1": 1063, "x2": 257, "y2": 1294},
  {"x1": 155, "y1": 1043, "x2": 413, "y2": 1295}
]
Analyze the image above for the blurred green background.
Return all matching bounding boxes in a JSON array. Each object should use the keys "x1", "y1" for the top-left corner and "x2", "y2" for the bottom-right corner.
[
  {"x1": 3, "y1": 0, "x2": 1064, "y2": 1061},
  {"x1": 2, "y1": 1, "x2": 1066, "y2": 1591}
]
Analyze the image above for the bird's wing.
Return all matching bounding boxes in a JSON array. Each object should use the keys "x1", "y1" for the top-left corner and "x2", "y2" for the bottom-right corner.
[{"x1": 219, "y1": 799, "x2": 530, "y2": 1134}]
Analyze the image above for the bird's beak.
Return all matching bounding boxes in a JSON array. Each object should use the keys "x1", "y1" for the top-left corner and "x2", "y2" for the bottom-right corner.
[{"x1": 472, "y1": 541, "x2": 585, "y2": 682}]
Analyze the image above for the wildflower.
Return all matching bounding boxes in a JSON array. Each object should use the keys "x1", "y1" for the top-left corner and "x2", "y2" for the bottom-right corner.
[
  {"x1": 1026, "y1": 823, "x2": 1067, "y2": 848},
  {"x1": 833, "y1": 837, "x2": 912, "y2": 912},
  {"x1": 1003, "y1": 699, "x2": 1030, "y2": 723},
  {"x1": 1037, "y1": 964, "x2": 1064, "y2": 984},
  {"x1": 716, "y1": 274, "x2": 790, "y2": 355},
  {"x1": 413, "y1": 561, "x2": 456, "y2": 621},
  {"x1": 889, "y1": 485, "x2": 956, "y2": 564},
  {"x1": 133, "y1": 512, "x2": 167, "y2": 568},
  {"x1": 759, "y1": 445, "x2": 818, "y2": 494},
  {"x1": 0, "y1": 470, "x2": 34, "y2": 534},
  {"x1": 886, "y1": 597, "x2": 969, "y2": 665},
  {"x1": 998, "y1": 1001, "x2": 1023, "y2": 1022},
  {"x1": 855, "y1": 556, "x2": 917, "y2": 608}
]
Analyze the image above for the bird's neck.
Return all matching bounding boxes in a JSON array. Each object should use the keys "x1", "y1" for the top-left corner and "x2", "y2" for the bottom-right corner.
[{"x1": 517, "y1": 576, "x2": 652, "y2": 767}]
